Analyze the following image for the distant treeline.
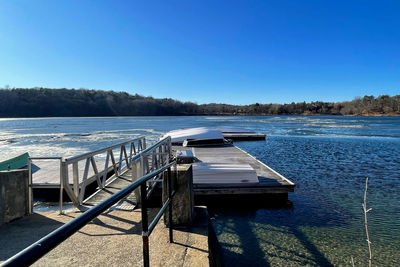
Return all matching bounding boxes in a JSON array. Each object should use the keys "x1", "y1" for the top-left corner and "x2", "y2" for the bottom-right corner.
[{"x1": 0, "y1": 88, "x2": 399, "y2": 117}]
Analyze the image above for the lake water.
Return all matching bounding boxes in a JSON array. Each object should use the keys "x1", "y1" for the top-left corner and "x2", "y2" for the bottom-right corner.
[{"x1": 0, "y1": 116, "x2": 399, "y2": 266}]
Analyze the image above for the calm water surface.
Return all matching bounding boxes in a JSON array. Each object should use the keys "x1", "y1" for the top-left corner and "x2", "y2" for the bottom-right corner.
[{"x1": 1, "y1": 116, "x2": 399, "y2": 266}]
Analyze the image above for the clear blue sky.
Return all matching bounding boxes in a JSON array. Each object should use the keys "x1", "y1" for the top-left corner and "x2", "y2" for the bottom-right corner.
[{"x1": 0, "y1": 0, "x2": 399, "y2": 104}]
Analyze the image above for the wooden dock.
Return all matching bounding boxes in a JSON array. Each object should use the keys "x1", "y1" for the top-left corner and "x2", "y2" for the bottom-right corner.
[{"x1": 174, "y1": 144, "x2": 295, "y2": 195}]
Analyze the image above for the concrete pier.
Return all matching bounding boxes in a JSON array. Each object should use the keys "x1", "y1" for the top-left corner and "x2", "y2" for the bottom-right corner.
[
  {"x1": 0, "y1": 170, "x2": 30, "y2": 226},
  {"x1": 163, "y1": 164, "x2": 195, "y2": 226}
]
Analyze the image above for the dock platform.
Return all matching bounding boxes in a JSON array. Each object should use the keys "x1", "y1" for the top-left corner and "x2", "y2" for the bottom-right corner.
[{"x1": 174, "y1": 144, "x2": 295, "y2": 195}]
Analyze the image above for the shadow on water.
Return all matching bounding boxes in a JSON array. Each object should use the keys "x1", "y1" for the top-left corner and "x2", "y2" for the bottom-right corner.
[
  {"x1": 213, "y1": 219, "x2": 334, "y2": 267},
  {"x1": 207, "y1": 192, "x2": 351, "y2": 266},
  {"x1": 290, "y1": 227, "x2": 334, "y2": 266}
]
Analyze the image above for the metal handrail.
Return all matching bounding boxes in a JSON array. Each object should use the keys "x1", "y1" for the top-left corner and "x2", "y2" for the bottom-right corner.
[
  {"x1": 130, "y1": 137, "x2": 172, "y2": 205},
  {"x1": 2, "y1": 161, "x2": 176, "y2": 267},
  {"x1": 131, "y1": 136, "x2": 171, "y2": 162},
  {"x1": 61, "y1": 137, "x2": 147, "y2": 209},
  {"x1": 65, "y1": 137, "x2": 145, "y2": 163}
]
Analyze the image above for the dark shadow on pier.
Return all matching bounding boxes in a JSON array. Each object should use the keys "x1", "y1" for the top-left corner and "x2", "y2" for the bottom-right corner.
[
  {"x1": 76, "y1": 208, "x2": 160, "y2": 237},
  {"x1": 0, "y1": 213, "x2": 64, "y2": 262}
]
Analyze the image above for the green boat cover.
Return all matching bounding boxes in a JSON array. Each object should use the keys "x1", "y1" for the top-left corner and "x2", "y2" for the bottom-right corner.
[{"x1": 0, "y1": 152, "x2": 29, "y2": 171}]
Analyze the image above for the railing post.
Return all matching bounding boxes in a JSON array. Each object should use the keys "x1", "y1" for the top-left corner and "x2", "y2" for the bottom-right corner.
[
  {"x1": 59, "y1": 158, "x2": 64, "y2": 214},
  {"x1": 72, "y1": 162, "x2": 79, "y2": 198},
  {"x1": 140, "y1": 183, "x2": 150, "y2": 267},
  {"x1": 168, "y1": 137, "x2": 172, "y2": 161},
  {"x1": 129, "y1": 142, "x2": 133, "y2": 167},
  {"x1": 134, "y1": 158, "x2": 142, "y2": 205},
  {"x1": 141, "y1": 154, "x2": 146, "y2": 177},
  {"x1": 28, "y1": 158, "x2": 33, "y2": 214},
  {"x1": 168, "y1": 166, "x2": 173, "y2": 243}
]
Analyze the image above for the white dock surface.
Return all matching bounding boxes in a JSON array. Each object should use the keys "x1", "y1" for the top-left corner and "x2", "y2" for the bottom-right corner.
[{"x1": 175, "y1": 144, "x2": 295, "y2": 195}]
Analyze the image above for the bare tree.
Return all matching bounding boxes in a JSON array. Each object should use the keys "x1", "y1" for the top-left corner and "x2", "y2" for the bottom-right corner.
[{"x1": 362, "y1": 177, "x2": 373, "y2": 267}]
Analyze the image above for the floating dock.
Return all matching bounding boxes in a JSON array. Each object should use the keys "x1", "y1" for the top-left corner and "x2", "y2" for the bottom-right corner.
[
  {"x1": 29, "y1": 134, "x2": 293, "y2": 206},
  {"x1": 173, "y1": 144, "x2": 295, "y2": 196},
  {"x1": 31, "y1": 146, "x2": 293, "y2": 201}
]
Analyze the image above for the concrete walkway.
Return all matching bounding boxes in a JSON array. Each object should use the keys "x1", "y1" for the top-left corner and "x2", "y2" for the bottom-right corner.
[{"x1": 0, "y1": 207, "x2": 209, "y2": 266}]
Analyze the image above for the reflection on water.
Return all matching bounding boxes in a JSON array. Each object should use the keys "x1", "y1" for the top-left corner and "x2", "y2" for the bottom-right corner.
[
  {"x1": 1, "y1": 115, "x2": 399, "y2": 265},
  {"x1": 210, "y1": 135, "x2": 400, "y2": 266}
]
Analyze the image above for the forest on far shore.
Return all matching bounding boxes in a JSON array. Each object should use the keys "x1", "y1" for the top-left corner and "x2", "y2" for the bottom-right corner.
[{"x1": 0, "y1": 88, "x2": 399, "y2": 117}]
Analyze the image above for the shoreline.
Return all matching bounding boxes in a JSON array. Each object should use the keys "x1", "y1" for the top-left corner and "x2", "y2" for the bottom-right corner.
[{"x1": 0, "y1": 113, "x2": 399, "y2": 119}]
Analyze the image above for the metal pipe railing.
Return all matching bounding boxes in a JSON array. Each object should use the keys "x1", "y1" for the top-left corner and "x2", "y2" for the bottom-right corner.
[
  {"x1": 65, "y1": 137, "x2": 146, "y2": 163},
  {"x1": 2, "y1": 161, "x2": 176, "y2": 267},
  {"x1": 60, "y1": 137, "x2": 147, "y2": 210},
  {"x1": 131, "y1": 137, "x2": 170, "y2": 162}
]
